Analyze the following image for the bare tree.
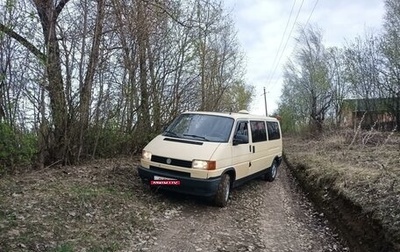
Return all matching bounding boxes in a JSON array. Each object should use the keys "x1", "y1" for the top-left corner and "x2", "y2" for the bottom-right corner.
[
  {"x1": 0, "y1": 0, "x2": 252, "y2": 168},
  {"x1": 326, "y1": 47, "x2": 348, "y2": 126},
  {"x1": 380, "y1": 0, "x2": 400, "y2": 129},
  {"x1": 344, "y1": 33, "x2": 383, "y2": 127},
  {"x1": 280, "y1": 25, "x2": 333, "y2": 132},
  {"x1": 77, "y1": 0, "x2": 105, "y2": 161}
]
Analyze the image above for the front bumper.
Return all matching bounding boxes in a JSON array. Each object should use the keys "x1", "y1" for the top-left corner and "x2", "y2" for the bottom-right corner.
[{"x1": 137, "y1": 165, "x2": 220, "y2": 197}]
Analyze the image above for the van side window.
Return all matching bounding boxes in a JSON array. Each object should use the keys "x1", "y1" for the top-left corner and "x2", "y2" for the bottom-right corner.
[
  {"x1": 267, "y1": 121, "x2": 281, "y2": 140},
  {"x1": 234, "y1": 121, "x2": 248, "y2": 144},
  {"x1": 250, "y1": 121, "x2": 267, "y2": 142}
]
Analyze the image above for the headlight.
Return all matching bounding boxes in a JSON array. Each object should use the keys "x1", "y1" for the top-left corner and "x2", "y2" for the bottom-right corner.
[
  {"x1": 142, "y1": 150, "x2": 152, "y2": 161},
  {"x1": 192, "y1": 160, "x2": 216, "y2": 170}
]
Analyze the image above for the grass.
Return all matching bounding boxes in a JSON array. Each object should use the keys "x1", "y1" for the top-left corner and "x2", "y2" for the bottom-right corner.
[
  {"x1": 284, "y1": 129, "x2": 400, "y2": 251},
  {"x1": 0, "y1": 158, "x2": 161, "y2": 251},
  {"x1": 52, "y1": 243, "x2": 74, "y2": 252}
]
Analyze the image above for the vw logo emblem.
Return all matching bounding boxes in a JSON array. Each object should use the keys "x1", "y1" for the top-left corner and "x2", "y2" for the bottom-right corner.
[{"x1": 166, "y1": 158, "x2": 172, "y2": 165}]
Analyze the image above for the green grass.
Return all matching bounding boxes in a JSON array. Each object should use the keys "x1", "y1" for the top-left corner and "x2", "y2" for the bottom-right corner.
[{"x1": 53, "y1": 243, "x2": 74, "y2": 252}]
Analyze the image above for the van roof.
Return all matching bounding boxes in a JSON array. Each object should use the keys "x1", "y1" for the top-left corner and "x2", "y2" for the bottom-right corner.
[{"x1": 182, "y1": 111, "x2": 279, "y2": 122}]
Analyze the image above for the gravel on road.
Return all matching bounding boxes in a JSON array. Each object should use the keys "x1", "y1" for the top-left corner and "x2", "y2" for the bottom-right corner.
[{"x1": 130, "y1": 163, "x2": 348, "y2": 252}]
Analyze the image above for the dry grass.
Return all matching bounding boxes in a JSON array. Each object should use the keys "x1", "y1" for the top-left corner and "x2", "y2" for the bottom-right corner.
[
  {"x1": 284, "y1": 130, "x2": 400, "y2": 249},
  {"x1": 0, "y1": 157, "x2": 168, "y2": 251}
]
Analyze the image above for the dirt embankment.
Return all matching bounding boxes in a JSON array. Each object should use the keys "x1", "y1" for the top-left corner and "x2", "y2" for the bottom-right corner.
[
  {"x1": 1, "y1": 157, "x2": 347, "y2": 251},
  {"x1": 283, "y1": 132, "x2": 400, "y2": 252}
]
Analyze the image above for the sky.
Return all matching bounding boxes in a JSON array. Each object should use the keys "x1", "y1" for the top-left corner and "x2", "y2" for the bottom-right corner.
[{"x1": 225, "y1": 0, "x2": 385, "y2": 116}]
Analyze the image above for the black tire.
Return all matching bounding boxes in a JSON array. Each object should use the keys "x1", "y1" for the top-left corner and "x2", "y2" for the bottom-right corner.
[
  {"x1": 264, "y1": 160, "x2": 278, "y2": 182},
  {"x1": 214, "y1": 174, "x2": 231, "y2": 207}
]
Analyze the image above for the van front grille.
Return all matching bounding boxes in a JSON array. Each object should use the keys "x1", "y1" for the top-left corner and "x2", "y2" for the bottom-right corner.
[
  {"x1": 151, "y1": 155, "x2": 192, "y2": 168},
  {"x1": 149, "y1": 166, "x2": 191, "y2": 177}
]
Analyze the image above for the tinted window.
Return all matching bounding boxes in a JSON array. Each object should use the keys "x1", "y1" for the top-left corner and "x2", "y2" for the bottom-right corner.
[
  {"x1": 267, "y1": 121, "x2": 281, "y2": 140},
  {"x1": 250, "y1": 121, "x2": 267, "y2": 142},
  {"x1": 234, "y1": 121, "x2": 249, "y2": 144}
]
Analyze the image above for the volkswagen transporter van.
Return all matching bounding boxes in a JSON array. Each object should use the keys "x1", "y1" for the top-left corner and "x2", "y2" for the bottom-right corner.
[{"x1": 138, "y1": 110, "x2": 283, "y2": 207}]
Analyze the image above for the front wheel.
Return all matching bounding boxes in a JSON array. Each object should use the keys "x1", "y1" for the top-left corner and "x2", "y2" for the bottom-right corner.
[
  {"x1": 214, "y1": 174, "x2": 231, "y2": 207},
  {"x1": 264, "y1": 160, "x2": 278, "y2": 182}
]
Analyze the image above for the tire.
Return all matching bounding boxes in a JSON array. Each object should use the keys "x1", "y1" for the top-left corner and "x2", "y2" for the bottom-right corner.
[
  {"x1": 264, "y1": 160, "x2": 278, "y2": 182},
  {"x1": 214, "y1": 174, "x2": 231, "y2": 207}
]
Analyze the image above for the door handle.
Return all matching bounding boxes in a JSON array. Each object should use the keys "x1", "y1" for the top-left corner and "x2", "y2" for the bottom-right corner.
[
  {"x1": 252, "y1": 146, "x2": 255, "y2": 153},
  {"x1": 249, "y1": 145, "x2": 251, "y2": 153}
]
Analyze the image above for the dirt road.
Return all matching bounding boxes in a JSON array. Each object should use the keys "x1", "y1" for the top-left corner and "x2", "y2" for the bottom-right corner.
[{"x1": 129, "y1": 163, "x2": 348, "y2": 252}]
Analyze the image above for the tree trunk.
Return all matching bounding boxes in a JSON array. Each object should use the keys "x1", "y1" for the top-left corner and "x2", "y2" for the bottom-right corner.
[
  {"x1": 78, "y1": 0, "x2": 105, "y2": 161},
  {"x1": 34, "y1": 0, "x2": 70, "y2": 164},
  {"x1": 396, "y1": 93, "x2": 400, "y2": 130},
  {"x1": 136, "y1": 1, "x2": 151, "y2": 145}
]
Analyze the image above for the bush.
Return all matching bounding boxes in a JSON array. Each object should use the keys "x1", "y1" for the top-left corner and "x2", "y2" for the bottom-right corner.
[
  {"x1": 84, "y1": 126, "x2": 134, "y2": 159},
  {"x1": 0, "y1": 123, "x2": 37, "y2": 174}
]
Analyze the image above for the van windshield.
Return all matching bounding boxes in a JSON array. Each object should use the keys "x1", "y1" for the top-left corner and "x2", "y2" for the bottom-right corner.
[{"x1": 163, "y1": 114, "x2": 234, "y2": 142}]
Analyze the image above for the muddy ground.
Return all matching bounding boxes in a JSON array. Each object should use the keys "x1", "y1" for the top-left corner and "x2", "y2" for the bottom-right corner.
[
  {"x1": 0, "y1": 157, "x2": 348, "y2": 251},
  {"x1": 138, "y1": 162, "x2": 347, "y2": 252}
]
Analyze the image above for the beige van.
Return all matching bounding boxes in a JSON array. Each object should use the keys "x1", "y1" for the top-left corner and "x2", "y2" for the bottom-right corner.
[{"x1": 138, "y1": 110, "x2": 283, "y2": 207}]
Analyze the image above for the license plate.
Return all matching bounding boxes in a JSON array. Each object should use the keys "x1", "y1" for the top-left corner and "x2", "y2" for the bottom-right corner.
[
  {"x1": 151, "y1": 175, "x2": 180, "y2": 186},
  {"x1": 154, "y1": 175, "x2": 176, "y2": 181}
]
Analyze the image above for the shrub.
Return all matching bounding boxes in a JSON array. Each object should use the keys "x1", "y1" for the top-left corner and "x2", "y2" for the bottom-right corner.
[
  {"x1": 84, "y1": 126, "x2": 133, "y2": 158},
  {"x1": 0, "y1": 122, "x2": 37, "y2": 174}
]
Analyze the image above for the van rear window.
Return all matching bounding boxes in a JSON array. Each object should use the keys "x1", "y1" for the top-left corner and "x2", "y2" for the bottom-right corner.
[{"x1": 267, "y1": 121, "x2": 281, "y2": 140}]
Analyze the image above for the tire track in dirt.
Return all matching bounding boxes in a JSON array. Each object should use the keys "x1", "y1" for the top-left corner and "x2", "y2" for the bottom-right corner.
[
  {"x1": 258, "y1": 164, "x2": 347, "y2": 251},
  {"x1": 129, "y1": 163, "x2": 348, "y2": 252}
]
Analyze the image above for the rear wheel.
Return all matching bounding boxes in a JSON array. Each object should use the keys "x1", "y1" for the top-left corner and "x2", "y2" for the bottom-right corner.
[
  {"x1": 264, "y1": 160, "x2": 278, "y2": 182},
  {"x1": 214, "y1": 174, "x2": 231, "y2": 207}
]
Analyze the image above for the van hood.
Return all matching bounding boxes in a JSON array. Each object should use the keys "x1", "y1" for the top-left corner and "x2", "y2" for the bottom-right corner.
[{"x1": 144, "y1": 135, "x2": 220, "y2": 161}]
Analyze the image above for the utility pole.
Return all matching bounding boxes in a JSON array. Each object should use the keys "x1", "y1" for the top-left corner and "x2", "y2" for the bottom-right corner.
[{"x1": 264, "y1": 87, "x2": 268, "y2": 116}]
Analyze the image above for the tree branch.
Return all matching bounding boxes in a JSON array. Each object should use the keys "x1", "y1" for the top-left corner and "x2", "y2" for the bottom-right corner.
[
  {"x1": 142, "y1": 0, "x2": 194, "y2": 28},
  {"x1": 0, "y1": 23, "x2": 46, "y2": 62},
  {"x1": 55, "y1": 0, "x2": 70, "y2": 17}
]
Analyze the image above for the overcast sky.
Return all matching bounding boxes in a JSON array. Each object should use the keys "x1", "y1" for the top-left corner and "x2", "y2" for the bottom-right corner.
[{"x1": 225, "y1": 0, "x2": 385, "y2": 116}]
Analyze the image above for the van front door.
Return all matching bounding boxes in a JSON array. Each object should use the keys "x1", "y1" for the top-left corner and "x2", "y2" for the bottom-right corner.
[{"x1": 232, "y1": 120, "x2": 251, "y2": 179}]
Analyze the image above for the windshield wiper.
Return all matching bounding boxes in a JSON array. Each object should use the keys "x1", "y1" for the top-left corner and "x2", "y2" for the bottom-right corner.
[
  {"x1": 164, "y1": 130, "x2": 179, "y2": 138},
  {"x1": 183, "y1": 134, "x2": 209, "y2": 141}
]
